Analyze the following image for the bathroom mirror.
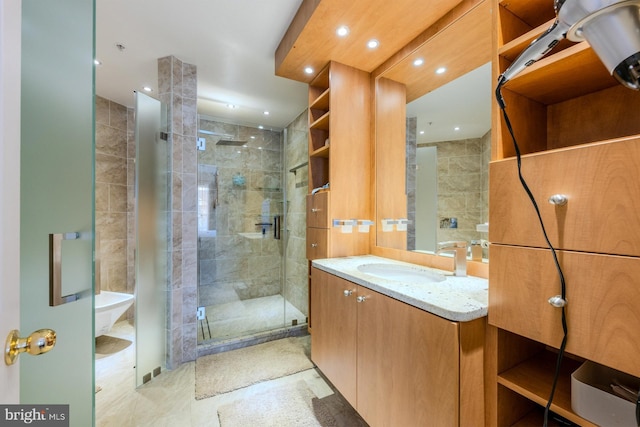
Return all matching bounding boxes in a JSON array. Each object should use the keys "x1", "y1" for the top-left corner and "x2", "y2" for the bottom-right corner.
[{"x1": 374, "y1": 1, "x2": 492, "y2": 260}]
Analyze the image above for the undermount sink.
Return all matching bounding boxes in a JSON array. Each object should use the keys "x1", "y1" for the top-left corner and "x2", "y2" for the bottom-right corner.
[{"x1": 357, "y1": 263, "x2": 446, "y2": 283}]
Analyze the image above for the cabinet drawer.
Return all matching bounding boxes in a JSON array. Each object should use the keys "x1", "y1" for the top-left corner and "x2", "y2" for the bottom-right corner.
[
  {"x1": 489, "y1": 136, "x2": 640, "y2": 257},
  {"x1": 306, "y1": 227, "x2": 329, "y2": 260},
  {"x1": 307, "y1": 192, "x2": 330, "y2": 228},
  {"x1": 489, "y1": 244, "x2": 640, "y2": 377}
]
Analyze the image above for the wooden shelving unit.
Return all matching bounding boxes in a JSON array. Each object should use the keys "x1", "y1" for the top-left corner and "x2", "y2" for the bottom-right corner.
[
  {"x1": 489, "y1": 0, "x2": 640, "y2": 425},
  {"x1": 306, "y1": 60, "x2": 371, "y2": 259},
  {"x1": 305, "y1": 61, "x2": 372, "y2": 335}
]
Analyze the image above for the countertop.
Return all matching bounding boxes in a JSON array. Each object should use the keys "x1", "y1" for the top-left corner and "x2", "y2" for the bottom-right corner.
[{"x1": 312, "y1": 255, "x2": 488, "y2": 322}]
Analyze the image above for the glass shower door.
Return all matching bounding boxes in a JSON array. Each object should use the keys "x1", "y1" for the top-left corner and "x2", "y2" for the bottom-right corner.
[{"x1": 196, "y1": 118, "x2": 306, "y2": 347}]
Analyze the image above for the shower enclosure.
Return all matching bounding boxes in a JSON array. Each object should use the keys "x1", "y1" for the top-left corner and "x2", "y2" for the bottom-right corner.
[{"x1": 196, "y1": 115, "x2": 308, "y2": 351}]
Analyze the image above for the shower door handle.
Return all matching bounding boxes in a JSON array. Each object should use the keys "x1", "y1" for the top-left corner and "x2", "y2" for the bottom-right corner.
[
  {"x1": 274, "y1": 215, "x2": 281, "y2": 240},
  {"x1": 49, "y1": 232, "x2": 83, "y2": 306}
]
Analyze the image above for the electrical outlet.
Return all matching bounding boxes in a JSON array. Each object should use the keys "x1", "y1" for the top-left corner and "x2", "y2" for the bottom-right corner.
[{"x1": 196, "y1": 306, "x2": 205, "y2": 320}]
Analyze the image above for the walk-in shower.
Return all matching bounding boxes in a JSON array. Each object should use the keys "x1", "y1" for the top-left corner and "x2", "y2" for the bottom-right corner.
[{"x1": 196, "y1": 115, "x2": 309, "y2": 353}]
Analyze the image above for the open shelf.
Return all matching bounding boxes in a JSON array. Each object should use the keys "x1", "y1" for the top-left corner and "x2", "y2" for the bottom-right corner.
[
  {"x1": 512, "y1": 407, "x2": 591, "y2": 427},
  {"x1": 309, "y1": 64, "x2": 330, "y2": 104},
  {"x1": 310, "y1": 88, "x2": 330, "y2": 111},
  {"x1": 498, "y1": 0, "x2": 555, "y2": 31},
  {"x1": 498, "y1": 350, "x2": 596, "y2": 427},
  {"x1": 498, "y1": 18, "x2": 574, "y2": 63},
  {"x1": 309, "y1": 111, "x2": 330, "y2": 130},
  {"x1": 310, "y1": 145, "x2": 329, "y2": 158},
  {"x1": 503, "y1": 42, "x2": 617, "y2": 105}
]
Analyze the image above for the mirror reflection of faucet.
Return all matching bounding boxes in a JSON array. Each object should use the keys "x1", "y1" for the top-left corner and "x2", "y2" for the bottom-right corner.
[{"x1": 436, "y1": 241, "x2": 468, "y2": 276}]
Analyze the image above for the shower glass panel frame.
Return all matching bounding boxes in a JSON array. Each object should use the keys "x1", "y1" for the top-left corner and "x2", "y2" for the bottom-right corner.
[{"x1": 196, "y1": 117, "x2": 307, "y2": 347}]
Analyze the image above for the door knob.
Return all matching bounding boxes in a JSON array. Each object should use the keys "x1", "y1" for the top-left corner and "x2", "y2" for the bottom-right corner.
[{"x1": 5, "y1": 329, "x2": 56, "y2": 366}]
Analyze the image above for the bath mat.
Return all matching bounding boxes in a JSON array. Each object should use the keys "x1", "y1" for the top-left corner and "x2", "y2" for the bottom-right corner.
[
  {"x1": 217, "y1": 380, "x2": 344, "y2": 427},
  {"x1": 95, "y1": 335, "x2": 132, "y2": 359},
  {"x1": 195, "y1": 336, "x2": 314, "y2": 400}
]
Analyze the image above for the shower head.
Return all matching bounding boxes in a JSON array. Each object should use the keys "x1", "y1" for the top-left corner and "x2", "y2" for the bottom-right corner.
[
  {"x1": 216, "y1": 139, "x2": 247, "y2": 146},
  {"x1": 197, "y1": 129, "x2": 247, "y2": 146}
]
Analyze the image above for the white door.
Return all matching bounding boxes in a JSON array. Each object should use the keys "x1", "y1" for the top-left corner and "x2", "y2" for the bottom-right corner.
[
  {"x1": 0, "y1": 0, "x2": 22, "y2": 404},
  {"x1": 1, "y1": 1, "x2": 96, "y2": 426}
]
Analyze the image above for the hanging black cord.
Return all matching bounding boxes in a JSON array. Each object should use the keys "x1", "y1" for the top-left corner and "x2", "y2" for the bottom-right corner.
[{"x1": 496, "y1": 77, "x2": 568, "y2": 427}]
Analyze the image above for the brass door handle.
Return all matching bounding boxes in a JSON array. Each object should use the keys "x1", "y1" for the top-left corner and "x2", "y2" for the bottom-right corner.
[{"x1": 5, "y1": 329, "x2": 56, "y2": 366}]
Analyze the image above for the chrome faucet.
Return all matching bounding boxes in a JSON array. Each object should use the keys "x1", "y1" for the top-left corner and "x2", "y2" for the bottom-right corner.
[{"x1": 436, "y1": 241, "x2": 468, "y2": 277}]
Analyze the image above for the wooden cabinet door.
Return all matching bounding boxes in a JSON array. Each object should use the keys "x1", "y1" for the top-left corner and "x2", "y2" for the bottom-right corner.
[
  {"x1": 310, "y1": 268, "x2": 358, "y2": 407},
  {"x1": 307, "y1": 192, "x2": 330, "y2": 228},
  {"x1": 490, "y1": 244, "x2": 640, "y2": 378},
  {"x1": 306, "y1": 227, "x2": 329, "y2": 260},
  {"x1": 356, "y1": 287, "x2": 460, "y2": 427},
  {"x1": 490, "y1": 136, "x2": 640, "y2": 256}
]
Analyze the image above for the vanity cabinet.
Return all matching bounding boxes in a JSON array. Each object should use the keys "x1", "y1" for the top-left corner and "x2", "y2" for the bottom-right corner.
[
  {"x1": 489, "y1": 0, "x2": 640, "y2": 424},
  {"x1": 311, "y1": 267, "x2": 485, "y2": 427}
]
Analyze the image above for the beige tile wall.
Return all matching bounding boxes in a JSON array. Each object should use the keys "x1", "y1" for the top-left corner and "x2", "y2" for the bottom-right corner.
[
  {"x1": 419, "y1": 130, "x2": 491, "y2": 246},
  {"x1": 196, "y1": 117, "x2": 284, "y2": 305},
  {"x1": 95, "y1": 96, "x2": 131, "y2": 299},
  {"x1": 158, "y1": 56, "x2": 198, "y2": 367}
]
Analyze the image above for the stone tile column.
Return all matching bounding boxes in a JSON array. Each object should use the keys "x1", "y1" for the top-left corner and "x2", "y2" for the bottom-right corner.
[{"x1": 158, "y1": 56, "x2": 198, "y2": 368}]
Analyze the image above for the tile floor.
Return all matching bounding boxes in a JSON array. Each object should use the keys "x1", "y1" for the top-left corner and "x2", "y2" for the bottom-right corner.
[{"x1": 95, "y1": 321, "x2": 362, "y2": 427}]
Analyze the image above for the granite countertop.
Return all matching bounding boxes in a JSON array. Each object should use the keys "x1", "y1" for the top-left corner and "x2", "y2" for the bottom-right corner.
[{"x1": 312, "y1": 255, "x2": 488, "y2": 322}]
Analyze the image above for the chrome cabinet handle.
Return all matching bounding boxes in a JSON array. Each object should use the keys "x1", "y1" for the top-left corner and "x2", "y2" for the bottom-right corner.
[
  {"x1": 311, "y1": 243, "x2": 318, "y2": 248},
  {"x1": 343, "y1": 290, "x2": 354, "y2": 297},
  {"x1": 311, "y1": 208, "x2": 320, "y2": 213},
  {"x1": 548, "y1": 194, "x2": 568, "y2": 206},
  {"x1": 356, "y1": 296, "x2": 366, "y2": 303},
  {"x1": 548, "y1": 295, "x2": 567, "y2": 308}
]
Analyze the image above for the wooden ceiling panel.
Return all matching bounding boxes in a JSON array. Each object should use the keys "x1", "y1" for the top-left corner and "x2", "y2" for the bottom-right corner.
[
  {"x1": 381, "y1": 0, "x2": 492, "y2": 102},
  {"x1": 275, "y1": 0, "x2": 465, "y2": 82}
]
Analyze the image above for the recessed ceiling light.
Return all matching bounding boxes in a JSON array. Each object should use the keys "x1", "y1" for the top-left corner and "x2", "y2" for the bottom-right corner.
[
  {"x1": 304, "y1": 67, "x2": 314, "y2": 74},
  {"x1": 419, "y1": 131, "x2": 425, "y2": 135},
  {"x1": 143, "y1": 86, "x2": 152, "y2": 92},
  {"x1": 436, "y1": 67, "x2": 447, "y2": 74},
  {"x1": 454, "y1": 126, "x2": 460, "y2": 131},
  {"x1": 367, "y1": 39, "x2": 380, "y2": 49},
  {"x1": 94, "y1": 59, "x2": 101, "y2": 66},
  {"x1": 250, "y1": 136, "x2": 256, "y2": 139},
  {"x1": 336, "y1": 26, "x2": 350, "y2": 37},
  {"x1": 413, "y1": 58, "x2": 424, "y2": 67},
  {"x1": 258, "y1": 147, "x2": 263, "y2": 150},
  {"x1": 258, "y1": 125, "x2": 264, "y2": 129},
  {"x1": 263, "y1": 111, "x2": 270, "y2": 115},
  {"x1": 227, "y1": 104, "x2": 237, "y2": 109}
]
